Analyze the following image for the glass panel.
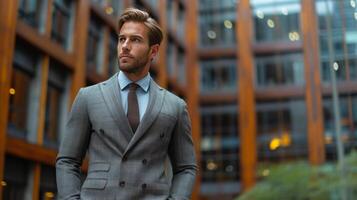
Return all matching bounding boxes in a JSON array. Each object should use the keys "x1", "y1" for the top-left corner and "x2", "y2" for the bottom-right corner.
[
  {"x1": 255, "y1": 53, "x2": 304, "y2": 87},
  {"x1": 199, "y1": 0, "x2": 236, "y2": 48},
  {"x1": 39, "y1": 165, "x2": 57, "y2": 200},
  {"x1": 251, "y1": 0, "x2": 301, "y2": 43},
  {"x1": 323, "y1": 95, "x2": 357, "y2": 161},
  {"x1": 7, "y1": 68, "x2": 32, "y2": 138},
  {"x1": 167, "y1": 0, "x2": 175, "y2": 31},
  {"x1": 52, "y1": 0, "x2": 74, "y2": 50},
  {"x1": 316, "y1": 0, "x2": 357, "y2": 82},
  {"x1": 86, "y1": 15, "x2": 104, "y2": 75},
  {"x1": 18, "y1": 0, "x2": 46, "y2": 29},
  {"x1": 44, "y1": 61, "x2": 68, "y2": 149},
  {"x1": 200, "y1": 59, "x2": 237, "y2": 94},
  {"x1": 91, "y1": 0, "x2": 124, "y2": 16},
  {"x1": 8, "y1": 40, "x2": 39, "y2": 139},
  {"x1": 177, "y1": 6, "x2": 186, "y2": 41},
  {"x1": 256, "y1": 99, "x2": 308, "y2": 163},
  {"x1": 200, "y1": 105, "x2": 240, "y2": 195},
  {"x1": 166, "y1": 41, "x2": 176, "y2": 78},
  {"x1": 2, "y1": 155, "x2": 33, "y2": 200},
  {"x1": 108, "y1": 32, "x2": 118, "y2": 76},
  {"x1": 177, "y1": 49, "x2": 186, "y2": 86}
]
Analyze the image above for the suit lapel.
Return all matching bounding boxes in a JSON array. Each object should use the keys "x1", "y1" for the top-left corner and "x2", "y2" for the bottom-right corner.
[
  {"x1": 124, "y1": 80, "x2": 165, "y2": 154},
  {"x1": 99, "y1": 73, "x2": 133, "y2": 154}
]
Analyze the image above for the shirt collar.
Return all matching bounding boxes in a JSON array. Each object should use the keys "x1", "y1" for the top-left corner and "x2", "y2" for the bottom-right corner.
[{"x1": 118, "y1": 71, "x2": 151, "y2": 92}]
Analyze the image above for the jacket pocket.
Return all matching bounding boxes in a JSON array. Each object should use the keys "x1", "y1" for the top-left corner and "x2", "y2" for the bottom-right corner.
[
  {"x1": 88, "y1": 162, "x2": 110, "y2": 173},
  {"x1": 82, "y1": 178, "x2": 107, "y2": 190}
]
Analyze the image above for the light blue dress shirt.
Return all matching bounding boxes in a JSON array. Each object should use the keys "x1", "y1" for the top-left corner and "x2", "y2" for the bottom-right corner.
[{"x1": 118, "y1": 71, "x2": 150, "y2": 121}]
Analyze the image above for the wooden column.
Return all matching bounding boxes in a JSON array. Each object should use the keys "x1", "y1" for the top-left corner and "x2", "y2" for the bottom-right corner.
[
  {"x1": 185, "y1": 0, "x2": 201, "y2": 199},
  {"x1": 236, "y1": 0, "x2": 257, "y2": 190},
  {"x1": 157, "y1": 0, "x2": 168, "y2": 88},
  {"x1": 0, "y1": 0, "x2": 18, "y2": 198},
  {"x1": 70, "y1": 0, "x2": 90, "y2": 103},
  {"x1": 301, "y1": 0, "x2": 325, "y2": 165}
]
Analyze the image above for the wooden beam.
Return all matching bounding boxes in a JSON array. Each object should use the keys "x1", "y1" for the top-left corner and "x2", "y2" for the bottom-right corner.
[
  {"x1": 70, "y1": 0, "x2": 90, "y2": 103},
  {"x1": 236, "y1": 0, "x2": 257, "y2": 190},
  {"x1": 253, "y1": 41, "x2": 302, "y2": 55},
  {"x1": 301, "y1": 0, "x2": 325, "y2": 165},
  {"x1": 185, "y1": 0, "x2": 201, "y2": 199},
  {"x1": 0, "y1": 0, "x2": 18, "y2": 198},
  {"x1": 16, "y1": 21, "x2": 75, "y2": 70},
  {"x1": 156, "y1": 0, "x2": 168, "y2": 88}
]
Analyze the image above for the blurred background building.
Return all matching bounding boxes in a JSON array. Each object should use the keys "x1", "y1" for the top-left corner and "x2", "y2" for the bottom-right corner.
[{"x1": 0, "y1": 0, "x2": 357, "y2": 199}]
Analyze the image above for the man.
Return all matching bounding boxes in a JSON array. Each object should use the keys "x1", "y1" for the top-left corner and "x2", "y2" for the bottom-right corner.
[{"x1": 56, "y1": 8, "x2": 197, "y2": 200}]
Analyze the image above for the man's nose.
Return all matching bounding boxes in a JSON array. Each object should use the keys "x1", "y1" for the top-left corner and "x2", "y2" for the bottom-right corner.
[{"x1": 122, "y1": 39, "x2": 130, "y2": 50}]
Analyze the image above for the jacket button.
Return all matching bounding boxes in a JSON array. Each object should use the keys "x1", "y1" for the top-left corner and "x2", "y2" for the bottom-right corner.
[
  {"x1": 141, "y1": 183, "x2": 147, "y2": 190},
  {"x1": 119, "y1": 181, "x2": 125, "y2": 187},
  {"x1": 160, "y1": 133, "x2": 164, "y2": 138},
  {"x1": 142, "y1": 159, "x2": 147, "y2": 165},
  {"x1": 122, "y1": 155, "x2": 128, "y2": 161},
  {"x1": 99, "y1": 129, "x2": 105, "y2": 134}
]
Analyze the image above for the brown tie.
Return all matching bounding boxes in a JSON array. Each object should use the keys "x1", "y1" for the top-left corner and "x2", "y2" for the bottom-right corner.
[{"x1": 127, "y1": 83, "x2": 139, "y2": 132}]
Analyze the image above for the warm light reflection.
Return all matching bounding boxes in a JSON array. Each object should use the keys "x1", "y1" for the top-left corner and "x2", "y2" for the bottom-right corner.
[
  {"x1": 105, "y1": 6, "x2": 114, "y2": 15},
  {"x1": 207, "y1": 30, "x2": 217, "y2": 39},
  {"x1": 325, "y1": 135, "x2": 333, "y2": 144},
  {"x1": 289, "y1": 31, "x2": 300, "y2": 41},
  {"x1": 270, "y1": 138, "x2": 280, "y2": 150},
  {"x1": 44, "y1": 192, "x2": 54, "y2": 199},
  {"x1": 280, "y1": 132, "x2": 291, "y2": 147},
  {"x1": 281, "y1": 7, "x2": 289, "y2": 15},
  {"x1": 224, "y1": 20, "x2": 233, "y2": 29},
  {"x1": 9, "y1": 88, "x2": 15, "y2": 95},
  {"x1": 1, "y1": 181, "x2": 6, "y2": 187},
  {"x1": 207, "y1": 160, "x2": 218, "y2": 170},
  {"x1": 256, "y1": 10, "x2": 264, "y2": 19},
  {"x1": 267, "y1": 19, "x2": 275, "y2": 28},
  {"x1": 262, "y1": 169, "x2": 270, "y2": 177},
  {"x1": 333, "y1": 62, "x2": 339, "y2": 71}
]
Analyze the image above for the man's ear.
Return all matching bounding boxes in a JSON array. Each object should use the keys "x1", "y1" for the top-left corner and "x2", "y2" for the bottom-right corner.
[{"x1": 150, "y1": 44, "x2": 160, "y2": 60}]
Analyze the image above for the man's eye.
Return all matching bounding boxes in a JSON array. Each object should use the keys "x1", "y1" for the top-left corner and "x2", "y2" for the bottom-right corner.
[
  {"x1": 119, "y1": 38, "x2": 126, "y2": 42},
  {"x1": 132, "y1": 38, "x2": 141, "y2": 42}
]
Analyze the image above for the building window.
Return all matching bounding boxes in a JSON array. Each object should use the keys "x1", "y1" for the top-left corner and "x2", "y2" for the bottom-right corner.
[
  {"x1": 18, "y1": 0, "x2": 46, "y2": 30},
  {"x1": 255, "y1": 53, "x2": 304, "y2": 87},
  {"x1": 251, "y1": 0, "x2": 301, "y2": 43},
  {"x1": 200, "y1": 59, "x2": 237, "y2": 94},
  {"x1": 108, "y1": 32, "x2": 118, "y2": 76},
  {"x1": 86, "y1": 15, "x2": 105, "y2": 75},
  {"x1": 91, "y1": 0, "x2": 124, "y2": 16},
  {"x1": 40, "y1": 165, "x2": 57, "y2": 200},
  {"x1": 44, "y1": 60, "x2": 70, "y2": 149},
  {"x1": 316, "y1": 0, "x2": 357, "y2": 82},
  {"x1": 166, "y1": 40, "x2": 176, "y2": 78},
  {"x1": 177, "y1": 49, "x2": 186, "y2": 86},
  {"x1": 323, "y1": 95, "x2": 357, "y2": 161},
  {"x1": 8, "y1": 40, "x2": 39, "y2": 139},
  {"x1": 177, "y1": 6, "x2": 186, "y2": 42},
  {"x1": 199, "y1": 0, "x2": 236, "y2": 48},
  {"x1": 51, "y1": 0, "x2": 75, "y2": 50},
  {"x1": 2, "y1": 155, "x2": 33, "y2": 200},
  {"x1": 200, "y1": 105, "x2": 240, "y2": 195},
  {"x1": 256, "y1": 99, "x2": 308, "y2": 163}
]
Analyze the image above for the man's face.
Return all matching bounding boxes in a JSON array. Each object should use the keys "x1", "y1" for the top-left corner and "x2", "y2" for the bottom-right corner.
[{"x1": 117, "y1": 21, "x2": 158, "y2": 74}]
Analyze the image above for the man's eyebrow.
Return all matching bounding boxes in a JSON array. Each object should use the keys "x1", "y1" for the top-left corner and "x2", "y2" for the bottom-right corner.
[{"x1": 118, "y1": 34, "x2": 144, "y2": 38}]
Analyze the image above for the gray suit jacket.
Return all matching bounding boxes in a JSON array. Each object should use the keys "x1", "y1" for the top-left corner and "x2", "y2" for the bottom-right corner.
[{"x1": 56, "y1": 73, "x2": 197, "y2": 200}]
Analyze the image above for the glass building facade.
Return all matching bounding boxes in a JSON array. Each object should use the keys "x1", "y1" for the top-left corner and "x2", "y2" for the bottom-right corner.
[{"x1": 1, "y1": 0, "x2": 357, "y2": 200}]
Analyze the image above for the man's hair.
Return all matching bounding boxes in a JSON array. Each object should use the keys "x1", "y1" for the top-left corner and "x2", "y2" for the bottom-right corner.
[{"x1": 118, "y1": 8, "x2": 163, "y2": 46}]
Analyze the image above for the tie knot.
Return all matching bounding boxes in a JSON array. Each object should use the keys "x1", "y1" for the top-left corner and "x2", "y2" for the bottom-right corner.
[{"x1": 129, "y1": 83, "x2": 138, "y2": 91}]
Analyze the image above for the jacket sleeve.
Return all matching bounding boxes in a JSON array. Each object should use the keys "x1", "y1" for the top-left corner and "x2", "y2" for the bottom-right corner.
[
  {"x1": 168, "y1": 100, "x2": 198, "y2": 200},
  {"x1": 56, "y1": 88, "x2": 91, "y2": 200}
]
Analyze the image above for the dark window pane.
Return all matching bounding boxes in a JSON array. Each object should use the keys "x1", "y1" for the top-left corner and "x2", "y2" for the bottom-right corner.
[
  {"x1": 251, "y1": 0, "x2": 301, "y2": 43},
  {"x1": 18, "y1": 0, "x2": 45, "y2": 29},
  {"x1": 255, "y1": 53, "x2": 304, "y2": 87},
  {"x1": 40, "y1": 165, "x2": 57, "y2": 200},
  {"x1": 199, "y1": 0, "x2": 236, "y2": 47},
  {"x1": 201, "y1": 59, "x2": 237, "y2": 94},
  {"x1": 108, "y1": 32, "x2": 118, "y2": 76},
  {"x1": 51, "y1": 0, "x2": 74, "y2": 49},
  {"x1": 3, "y1": 155, "x2": 32, "y2": 200},
  {"x1": 86, "y1": 15, "x2": 104, "y2": 74},
  {"x1": 256, "y1": 100, "x2": 308, "y2": 163}
]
